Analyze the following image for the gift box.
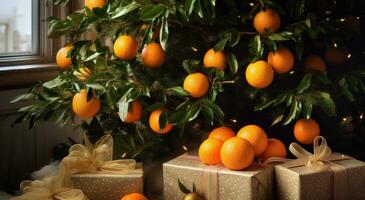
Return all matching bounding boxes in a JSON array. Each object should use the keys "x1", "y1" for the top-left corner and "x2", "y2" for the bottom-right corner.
[
  {"x1": 274, "y1": 137, "x2": 365, "y2": 200},
  {"x1": 163, "y1": 153, "x2": 274, "y2": 200},
  {"x1": 71, "y1": 165, "x2": 143, "y2": 200}
]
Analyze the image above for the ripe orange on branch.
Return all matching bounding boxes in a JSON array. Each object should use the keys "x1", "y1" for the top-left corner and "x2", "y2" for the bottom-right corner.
[
  {"x1": 114, "y1": 35, "x2": 139, "y2": 60},
  {"x1": 253, "y1": 9, "x2": 281, "y2": 33},
  {"x1": 268, "y1": 47, "x2": 294, "y2": 74},
  {"x1": 199, "y1": 137, "x2": 223, "y2": 165},
  {"x1": 85, "y1": 0, "x2": 106, "y2": 10},
  {"x1": 203, "y1": 49, "x2": 226, "y2": 70},
  {"x1": 304, "y1": 55, "x2": 326, "y2": 72},
  {"x1": 149, "y1": 109, "x2": 173, "y2": 134},
  {"x1": 72, "y1": 89, "x2": 101, "y2": 119},
  {"x1": 183, "y1": 72, "x2": 210, "y2": 98},
  {"x1": 56, "y1": 45, "x2": 73, "y2": 70},
  {"x1": 220, "y1": 137, "x2": 254, "y2": 170},
  {"x1": 294, "y1": 118, "x2": 320, "y2": 144},
  {"x1": 141, "y1": 43, "x2": 165, "y2": 68},
  {"x1": 245, "y1": 60, "x2": 274, "y2": 89},
  {"x1": 123, "y1": 100, "x2": 142, "y2": 123},
  {"x1": 121, "y1": 193, "x2": 148, "y2": 200},
  {"x1": 237, "y1": 124, "x2": 268, "y2": 157},
  {"x1": 208, "y1": 127, "x2": 235, "y2": 142},
  {"x1": 259, "y1": 138, "x2": 287, "y2": 161},
  {"x1": 325, "y1": 47, "x2": 347, "y2": 66}
]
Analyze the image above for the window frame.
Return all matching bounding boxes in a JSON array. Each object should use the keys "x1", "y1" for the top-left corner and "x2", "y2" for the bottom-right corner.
[{"x1": 0, "y1": 0, "x2": 69, "y2": 89}]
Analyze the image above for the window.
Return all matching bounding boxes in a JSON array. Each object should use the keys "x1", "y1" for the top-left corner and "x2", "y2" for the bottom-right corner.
[{"x1": 0, "y1": 0, "x2": 37, "y2": 56}]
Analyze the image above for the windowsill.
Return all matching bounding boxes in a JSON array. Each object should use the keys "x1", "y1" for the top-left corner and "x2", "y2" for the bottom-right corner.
[{"x1": 0, "y1": 64, "x2": 60, "y2": 90}]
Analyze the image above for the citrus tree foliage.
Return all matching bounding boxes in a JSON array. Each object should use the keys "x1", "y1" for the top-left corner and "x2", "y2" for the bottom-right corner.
[{"x1": 13, "y1": 0, "x2": 365, "y2": 159}]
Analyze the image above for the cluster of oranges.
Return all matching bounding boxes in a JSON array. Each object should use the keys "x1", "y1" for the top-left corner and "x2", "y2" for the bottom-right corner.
[
  {"x1": 121, "y1": 192, "x2": 148, "y2": 200},
  {"x1": 198, "y1": 118, "x2": 321, "y2": 170},
  {"x1": 199, "y1": 125, "x2": 286, "y2": 170}
]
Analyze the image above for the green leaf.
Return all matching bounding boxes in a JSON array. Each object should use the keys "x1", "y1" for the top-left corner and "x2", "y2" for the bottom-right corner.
[
  {"x1": 43, "y1": 77, "x2": 67, "y2": 89},
  {"x1": 159, "y1": 15, "x2": 169, "y2": 50},
  {"x1": 110, "y1": 2, "x2": 139, "y2": 19},
  {"x1": 251, "y1": 35, "x2": 263, "y2": 58},
  {"x1": 227, "y1": 53, "x2": 238, "y2": 74},
  {"x1": 296, "y1": 74, "x2": 312, "y2": 94},
  {"x1": 168, "y1": 111, "x2": 188, "y2": 124},
  {"x1": 229, "y1": 32, "x2": 240, "y2": 47},
  {"x1": 159, "y1": 111, "x2": 168, "y2": 130},
  {"x1": 312, "y1": 92, "x2": 336, "y2": 116},
  {"x1": 185, "y1": 0, "x2": 198, "y2": 16},
  {"x1": 283, "y1": 99, "x2": 302, "y2": 125},
  {"x1": 187, "y1": 102, "x2": 201, "y2": 121},
  {"x1": 201, "y1": 99, "x2": 224, "y2": 121},
  {"x1": 201, "y1": 105, "x2": 214, "y2": 125},
  {"x1": 271, "y1": 114, "x2": 285, "y2": 126},
  {"x1": 178, "y1": 179, "x2": 191, "y2": 194},
  {"x1": 86, "y1": 83, "x2": 106, "y2": 91},
  {"x1": 84, "y1": 52, "x2": 102, "y2": 61},
  {"x1": 140, "y1": 4, "x2": 165, "y2": 21},
  {"x1": 117, "y1": 98, "x2": 130, "y2": 121},
  {"x1": 302, "y1": 101, "x2": 313, "y2": 119},
  {"x1": 168, "y1": 86, "x2": 190, "y2": 97},
  {"x1": 268, "y1": 31, "x2": 294, "y2": 41},
  {"x1": 11, "y1": 93, "x2": 35, "y2": 103},
  {"x1": 194, "y1": 0, "x2": 204, "y2": 18},
  {"x1": 213, "y1": 37, "x2": 229, "y2": 52}
]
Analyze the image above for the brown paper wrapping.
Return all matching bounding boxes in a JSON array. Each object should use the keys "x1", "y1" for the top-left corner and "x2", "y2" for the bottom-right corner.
[
  {"x1": 71, "y1": 165, "x2": 143, "y2": 200},
  {"x1": 163, "y1": 153, "x2": 274, "y2": 200},
  {"x1": 275, "y1": 154, "x2": 365, "y2": 200}
]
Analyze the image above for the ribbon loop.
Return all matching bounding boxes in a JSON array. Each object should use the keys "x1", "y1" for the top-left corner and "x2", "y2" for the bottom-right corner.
[{"x1": 60, "y1": 134, "x2": 139, "y2": 187}]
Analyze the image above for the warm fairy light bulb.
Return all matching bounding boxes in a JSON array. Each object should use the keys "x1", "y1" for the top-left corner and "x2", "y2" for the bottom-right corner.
[
  {"x1": 342, "y1": 117, "x2": 348, "y2": 122},
  {"x1": 182, "y1": 145, "x2": 188, "y2": 151},
  {"x1": 333, "y1": 43, "x2": 338, "y2": 48},
  {"x1": 290, "y1": 71, "x2": 295, "y2": 75},
  {"x1": 347, "y1": 54, "x2": 352, "y2": 59},
  {"x1": 360, "y1": 113, "x2": 364, "y2": 120},
  {"x1": 340, "y1": 18, "x2": 346, "y2": 22},
  {"x1": 357, "y1": 17, "x2": 360, "y2": 20},
  {"x1": 230, "y1": 119, "x2": 237, "y2": 123},
  {"x1": 249, "y1": 2, "x2": 254, "y2": 6},
  {"x1": 121, "y1": 153, "x2": 127, "y2": 158},
  {"x1": 326, "y1": 18, "x2": 331, "y2": 21},
  {"x1": 191, "y1": 47, "x2": 198, "y2": 52}
]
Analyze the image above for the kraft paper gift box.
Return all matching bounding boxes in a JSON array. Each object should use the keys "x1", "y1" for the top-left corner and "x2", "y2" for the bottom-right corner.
[
  {"x1": 70, "y1": 165, "x2": 143, "y2": 200},
  {"x1": 163, "y1": 153, "x2": 274, "y2": 200},
  {"x1": 60, "y1": 134, "x2": 144, "y2": 200},
  {"x1": 274, "y1": 136, "x2": 365, "y2": 200}
]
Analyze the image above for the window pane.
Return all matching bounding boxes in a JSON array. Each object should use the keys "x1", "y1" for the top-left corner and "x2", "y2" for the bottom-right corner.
[{"x1": 0, "y1": 0, "x2": 37, "y2": 56}]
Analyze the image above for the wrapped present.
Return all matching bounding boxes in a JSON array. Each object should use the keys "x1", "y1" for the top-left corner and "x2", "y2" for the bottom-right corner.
[
  {"x1": 12, "y1": 176, "x2": 88, "y2": 200},
  {"x1": 163, "y1": 152, "x2": 274, "y2": 200},
  {"x1": 274, "y1": 136, "x2": 365, "y2": 200},
  {"x1": 60, "y1": 134, "x2": 143, "y2": 200}
]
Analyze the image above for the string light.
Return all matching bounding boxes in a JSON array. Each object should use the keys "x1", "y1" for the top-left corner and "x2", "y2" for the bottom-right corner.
[
  {"x1": 347, "y1": 53, "x2": 352, "y2": 59},
  {"x1": 230, "y1": 119, "x2": 237, "y2": 123},
  {"x1": 182, "y1": 145, "x2": 188, "y2": 151},
  {"x1": 191, "y1": 47, "x2": 198, "y2": 52},
  {"x1": 249, "y1": 2, "x2": 255, "y2": 6},
  {"x1": 360, "y1": 113, "x2": 364, "y2": 120},
  {"x1": 290, "y1": 71, "x2": 295, "y2": 75},
  {"x1": 340, "y1": 18, "x2": 346, "y2": 22},
  {"x1": 342, "y1": 117, "x2": 348, "y2": 122},
  {"x1": 121, "y1": 153, "x2": 127, "y2": 158},
  {"x1": 333, "y1": 43, "x2": 338, "y2": 48},
  {"x1": 326, "y1": 18, "x2": 331, "y2": 21},
  {"x1": 356, "y1": 16, "x2": 360, "y2": 20}
]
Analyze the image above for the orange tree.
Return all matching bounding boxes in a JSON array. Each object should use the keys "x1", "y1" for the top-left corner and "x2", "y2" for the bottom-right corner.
[{"x1": 12, "y1": 0, "x2": 365, "y2": 159}]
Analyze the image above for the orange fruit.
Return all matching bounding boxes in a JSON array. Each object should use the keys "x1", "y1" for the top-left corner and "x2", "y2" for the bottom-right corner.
[
  {"x1": 253, "y1": 9, "x2": 281, "y2": 33},
  {"x1": 237, "y1": 125, "x2": 268, "y2": 157},
  {"x1": 199, "y1": 138, "x2": 224, "y2": 165},
  {"x1": 259, "y1": 138, "x2": 287, "y2": 161},
  {"x1": 268, "y1": 47, "x2": 294, "y2": 74},
  {"x1": 294, "y1": 118, "x2": 320, "y2": 144},
  {"x1": 123, "y1": 101, "x2": 142, "y2": 123},
  {"x1": 114, "y1": 35, "x2": 139, "y2": 60},
  {"x1": 72, "y1": 89, "x2": 101, "y2": 118},
  {"x1": 141, "y1": 43, "x2": 165, "y2": 68},
  {"x1": 183, "y1": 72, "x2": 210, "y2": 98},
  {"x1": 220, "y1": 137, "x2": 254, "y2": 170},
  {"x1": 56, "y1": 45, "x2": 73, "y2": 70},
  {"x1": 85, "y1": 0, "x2": 106, "y2": 10},
  {"x1": 304, "y1": 55, "x2": 326, "y2": 72},
  {"x1": 325, "y1": 47, "x2": 347, "y2": 66},
  {"x1": 245, "y1": 60, "x2": 274, "y2": 89},
  {"x1": 121, "y1": 193, "x2": 148, "y2": 200},
  {"x1": 203, "y1": 49, "x2": 226, "y2": 70},
  {"x1": 149, "y1": 109, "x2": 173, "y2": 134},
  {"x1": 208, "y1": 127, "x2": 236, "y2": 142}
]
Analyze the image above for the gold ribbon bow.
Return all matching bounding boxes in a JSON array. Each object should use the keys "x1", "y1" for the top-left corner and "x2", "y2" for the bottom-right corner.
[
  {"x1": 11, "y1": 176, "x2": 88, "y2": 200},
  {"x1": 265, "y1": 136, "x2": 350, "y2": 200},
  {"x1": 60, "y1": 134, "x2": 140, "y2": 187}
]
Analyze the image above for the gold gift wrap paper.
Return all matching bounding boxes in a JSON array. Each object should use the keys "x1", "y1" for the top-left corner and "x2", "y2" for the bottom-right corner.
[
  {"x1": 71, "y1": 170, "x2": 143, "y2": 200},
  {"x1": 275, "y1": 154, "x2": 365, "y2": 200},
  {"x1": 163, "y1": 153, "x2": 274, "y2": 200}
]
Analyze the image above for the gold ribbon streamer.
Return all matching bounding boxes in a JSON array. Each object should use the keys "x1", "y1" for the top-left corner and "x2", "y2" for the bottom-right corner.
[
  {"x1": 11, "y1": 176, "x2": 88, "y2": 200},
  {"x1": 264, "y1": 136, "x2": 350, "y2": 200},
  {"x1": 60, "y1": 134, "x2": 140, "y2": 187}
]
